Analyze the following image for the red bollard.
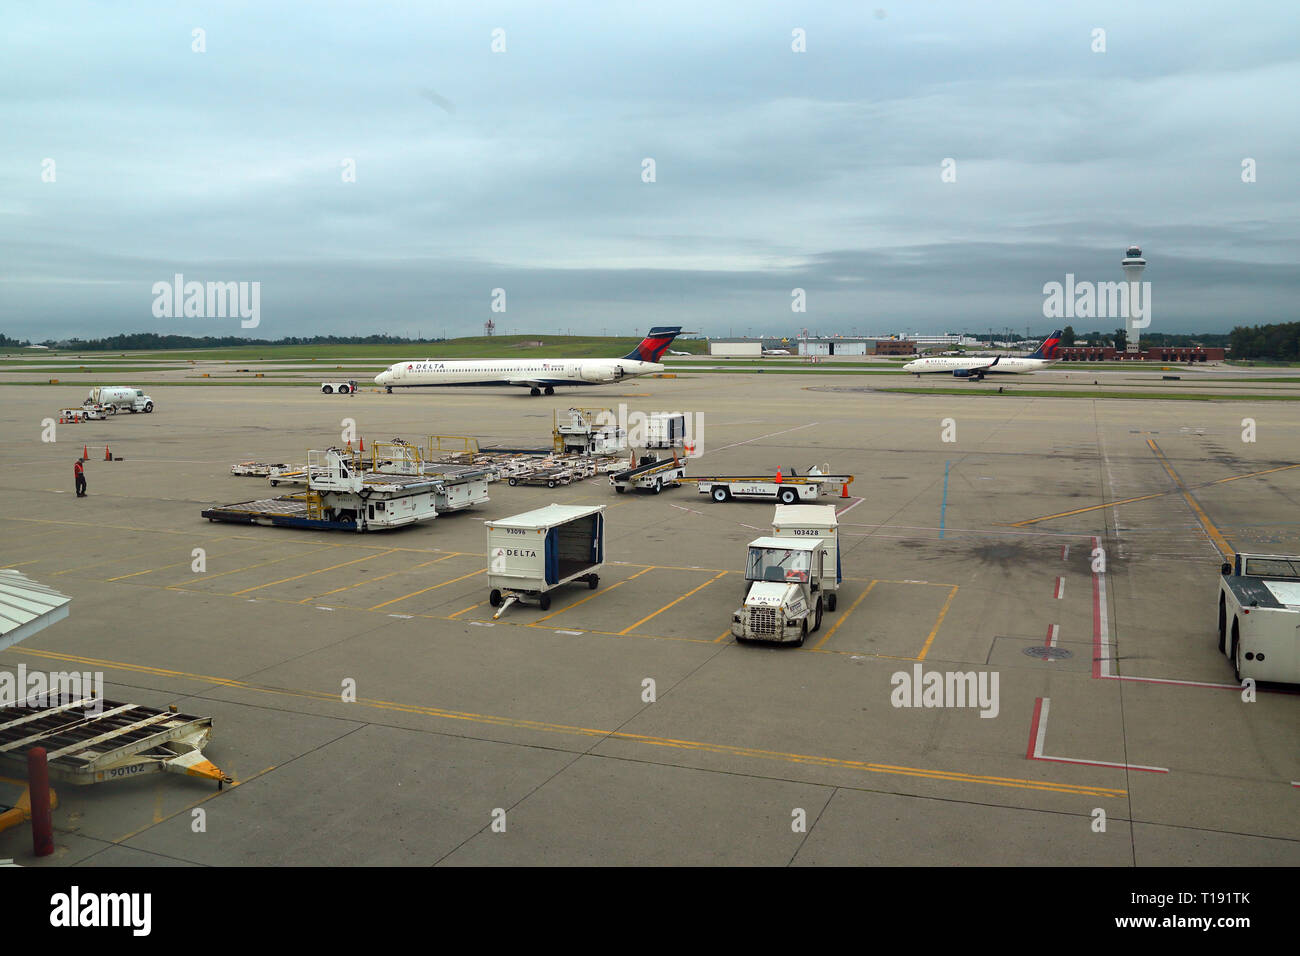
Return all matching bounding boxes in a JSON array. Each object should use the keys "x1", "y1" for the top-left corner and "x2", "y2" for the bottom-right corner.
[{"x1": 27, "y1": 747, "x2": 54, "y2": 857}]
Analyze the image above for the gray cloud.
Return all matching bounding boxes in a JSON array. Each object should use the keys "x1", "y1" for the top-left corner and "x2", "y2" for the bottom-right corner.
[{"x1": 2, "y1": 1, "x2": 1297, "y2": 340}]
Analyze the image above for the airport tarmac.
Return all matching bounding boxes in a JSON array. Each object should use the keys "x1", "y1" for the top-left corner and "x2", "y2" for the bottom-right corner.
[{"x1": 1, "y1": 374, "x2": 1297, "y2": 866}]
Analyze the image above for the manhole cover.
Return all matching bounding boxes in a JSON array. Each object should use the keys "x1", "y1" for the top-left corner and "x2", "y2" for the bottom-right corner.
[{"x1": 1023, "y1": 646, "x2": 1073, "y2": 661}]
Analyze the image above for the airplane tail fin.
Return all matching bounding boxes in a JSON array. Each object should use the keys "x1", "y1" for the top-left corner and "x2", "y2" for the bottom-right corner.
[
  {"x1": 622, "y1": 327, "x2": 683, "y2": 363},
  {"x1": 1029, "y1": 330, "x2": 1063, "y2": 360}
]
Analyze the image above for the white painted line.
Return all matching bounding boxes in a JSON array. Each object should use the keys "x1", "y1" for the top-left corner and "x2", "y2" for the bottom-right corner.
[
  {"x1": 1047, "y1": 624, "x2": 1059, "y2": 648},
  {"x1": 315, "y1": 606, "x2": 334, "y2": 612},
  {"x1": 1054, "y1": 577, "x2": 1065, "y2": 599},
  {"x1": 836, "y1": 497, "x2": 864, "y2": 517},
  {"x1": 1028, "y1": 697, "x2": 1168, "y2": 773},
  {"x1": 556, "y1": 629, "x2": 584, "y2": 636},
  {"x1": 388, "y1": 614, "x2": 413, "y2": 619},
  {"x1": 708, "y1": 421, "x2": 819, "y2": 453}
]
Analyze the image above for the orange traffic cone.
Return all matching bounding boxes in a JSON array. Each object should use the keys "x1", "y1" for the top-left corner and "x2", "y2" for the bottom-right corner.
[
  {"x1": 840, "y1": 482, "x2": 849, "y2": 498},
  {"x1": 774, "y1": 468, "x2": 783, "y2": 484},
  {"x1": 82, "y1": 445, "x2": 88, "y2": 461},
  {"x1": 104, "y1": 445, "x2": 111, "y2": 461},
  {"x1": 359, "y1": 436, "x2": 365, "y2": 453}
]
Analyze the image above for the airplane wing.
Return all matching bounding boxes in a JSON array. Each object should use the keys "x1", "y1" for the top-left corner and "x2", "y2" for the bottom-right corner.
[{"x1": 508, "y1": 379, "x2": 551, "y2": 388}]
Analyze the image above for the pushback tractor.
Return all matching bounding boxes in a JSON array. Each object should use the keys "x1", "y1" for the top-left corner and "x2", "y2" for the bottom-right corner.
[{"x1": 1218, "y1": 552, "x2": 1300, "y2": 683}]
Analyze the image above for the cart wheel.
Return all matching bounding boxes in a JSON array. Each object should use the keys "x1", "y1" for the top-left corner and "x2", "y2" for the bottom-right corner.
[
  {"x1": 323, "y1": 385, "x2": 333, "y2": 394},
  {"x1": 489, "y1": 589, "x2": 502, "y2": 607},
  {"x1": 587, "y1": 575, "x2": 599, "y2": 590},
  {"x1": 826, "y1": 592, "x2": 837, "y2": 612},
  {"x1": 614, "y1": 485, "x2": 625, "y2": 493},
  {"x1": 508, "y1": 477, "x2": 518, "y2": 486},
  {"x1": 712, "y1": 487, "x2": 729, "y2": 503},
  {"x1": 779, "y1": 488, "x2": 797, "y2": 504},
  {"x1": 539, "y1": 593, "x2": 551, "y2": 611},
  {"x1": 813, "y1": 596, "x2": 823, "y2": 633},
  {"x1": 653, "y1": 478, "x2": 662, "y2": 494},
  {"x1": 269, "y1": 480, "x2": 278, "y2": 487},
  {"x1": 547, "y1": 480, "x2": 556, "y2": 488}
]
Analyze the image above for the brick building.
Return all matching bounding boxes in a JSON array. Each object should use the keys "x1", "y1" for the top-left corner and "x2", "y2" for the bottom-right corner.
[{"x1": 1057, "y1": 346, "x2": 1224, "y2": 362}]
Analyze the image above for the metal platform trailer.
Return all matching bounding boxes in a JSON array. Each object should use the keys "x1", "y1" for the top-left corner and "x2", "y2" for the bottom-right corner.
[
  {"x1": 485, "y1": 504, "x2": 606, "y2": 617},
  {"x1": 684, "y1": 465, "x2": 854, "y2": 505},
  {"x1": 553, "y1": 407, "x2": 627, "y2": 456},
  {"x1": 231, "y1": 460, "x2": 300, "y2": 478},
  {"x1": 772, "y1": 504, "x2": 841, "y2": 609},
  {"x1": 0, "y1": 695, "x2": 232, "y2": 788},
  {"x1": 202, "y1": 447, "x2": 441, "y2": 531},
  {"x1": 731, "y1": 536, "x2": 833, "y2": 646},
  {"x1": 58, "y1": 406, "x2": 109, "y2": 422},
  {"x1": 369, "y1": 441, "x2": 491, "y2": 512},
  {"x1": 609, "y1": 454, "x2": 687, "y2": 494},
  {"x1": 1217, "y1": 552, "x2": 1300, "y2": 683},
  {"x1": 320, "y1": 380, "x2": 358, "y2": 394}
]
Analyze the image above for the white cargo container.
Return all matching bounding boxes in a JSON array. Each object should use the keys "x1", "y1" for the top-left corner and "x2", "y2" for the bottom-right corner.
[
  {"x1": 709, "y1": 341, "x2": 763, "y2": 357},
  {"x1": 772, "y1": 504, "x2": 841, "y2": 609},
  {"x1": 485, "y1": 504, "x2": 605, "y2": 617},
  {"x1": 644, "y1": 412, "x2": 687, "y2": 448},
  {"x1": 86, "y1": 386, "x2": 154, "y2": 413}
]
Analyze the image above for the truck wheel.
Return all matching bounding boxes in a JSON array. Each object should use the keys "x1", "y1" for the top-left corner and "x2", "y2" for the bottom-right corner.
[
  {"x1": 539, "y1": 594, "x2": 551, "y2": 611},
  {"x1": 779, "y1": 488, "x2": 797, "y2": 504},
  {"x1": 813, "y1": 597, "x2": 823, "y2": 632},
  {"x1": 489, "y1": 589, "x2": 502, "y2": 607},
  {"x1": 323, "y1": 385, "x2": 334, "y2": 394},
  {"x1": 712, "y1": 487, "x2": 729, "y2": 503},
  {"x1": 386, "y1": 386, "x2": 392, "y2": 394},
  {"x1": 338, "y1": 384, "x2": 350, "y2": 394},
  {"x1": 826, "y1": 592, "x2": 837, "y2": 612},
  {"x1": 1230, "y1": 619, "x2": 1241, "y2": 681},
  {"x1": 508, "y1": 477, "x2": 518, "y2": 486},
  {"x1": 1217, "y1": 594, "x2": 1226, "y2": 652},
  {"x1": 795, "y1": 620, "x2": 808, "y2": 647},
  {"x1": 547, "y1": 479, "x2": 556, "y2": 488},
  {"x1": 587, "y1": 575, "x2": 599, "y2": 590},
  {"x1": 653, "y1": 478, "x2": 662, "y2": 494},
  {"x1": 269, "y1": 480, "x2": 278, "y2": 487}
]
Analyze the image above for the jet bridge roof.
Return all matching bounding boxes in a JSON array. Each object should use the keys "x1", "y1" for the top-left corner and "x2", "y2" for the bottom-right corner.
[{"x1": 0, "y1": 570, "x2": 71, "y2": 653}]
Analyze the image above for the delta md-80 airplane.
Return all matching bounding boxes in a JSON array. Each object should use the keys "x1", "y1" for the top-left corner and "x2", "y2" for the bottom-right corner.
[
  {"x1": 375, "y1": 327, "x2": 683, "y2": 396},
  {"x1": 901, "y1": 330, "x2": 1063, "y2": 380}
]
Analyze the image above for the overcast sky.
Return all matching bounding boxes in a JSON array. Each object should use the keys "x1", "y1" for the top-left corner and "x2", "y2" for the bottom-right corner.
[{"x1": 2, "y1": 1, "x2": 1297, "y2": 341}]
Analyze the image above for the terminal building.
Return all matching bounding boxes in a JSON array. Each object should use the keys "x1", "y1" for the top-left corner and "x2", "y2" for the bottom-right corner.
[{"x1": 1057, "y1": 345, "x2": 1225, "y2": 362}]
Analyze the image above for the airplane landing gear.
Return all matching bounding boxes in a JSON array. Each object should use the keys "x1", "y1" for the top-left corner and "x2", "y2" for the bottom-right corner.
[
  {"x1": 530, "y1": 387, "x2": 541, "y2": 396},
  {"x1": 544, "y1": 386, "x2": 555, "y2": 396},
  {"x1": 385, "y1": 386, "x2": 392, "y2": 394}
]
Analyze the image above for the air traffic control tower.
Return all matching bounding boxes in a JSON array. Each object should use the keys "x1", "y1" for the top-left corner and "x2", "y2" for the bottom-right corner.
[{"x1": 1121, "y1": 244, "x2": 1146, "y2": 352}]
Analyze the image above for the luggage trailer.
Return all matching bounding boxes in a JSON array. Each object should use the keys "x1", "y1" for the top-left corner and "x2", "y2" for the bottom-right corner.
[
  {"x1": 681, "y1": 466, "x2": 854, "y2": 504},
  {"x1": 0, "y1": 695, "x2": 231, "y2": 788},
  {"x1": 485, "y1": 504, "x2": 606, "y2": 618}
]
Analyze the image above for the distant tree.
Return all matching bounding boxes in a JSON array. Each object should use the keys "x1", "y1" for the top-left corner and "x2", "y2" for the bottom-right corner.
[
  {"x1": 1113, "y1": 328, "x2": 1128, "y2": 351},
  {"x1": 1061, "y1": 326, "x2": 1076, "y2": 347}
]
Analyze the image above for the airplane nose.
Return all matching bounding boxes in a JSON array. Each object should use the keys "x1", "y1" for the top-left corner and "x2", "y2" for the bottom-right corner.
[{"x1": 374, "y1": 370, "x2": 389, "y2": 385}]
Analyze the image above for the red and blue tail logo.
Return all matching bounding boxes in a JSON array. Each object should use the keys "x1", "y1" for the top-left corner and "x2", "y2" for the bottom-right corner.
[
  {"x1": 1030, "y1": 330, "x2": 1063, "y2": 360},
  {"x1": 622, "y1": 326, "x2": 683, "y2": 362}
]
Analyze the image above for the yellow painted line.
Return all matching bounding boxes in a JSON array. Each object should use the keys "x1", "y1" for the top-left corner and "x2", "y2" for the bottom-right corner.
[
  {"x1": 367, "y1": 567, "x2": 485, "y2": 610},
  {"x1": 1010, "y1": 492, "x2": 1170, "y2": 527},
  {"x1": 175, "y1": 544, "x2": 340, "y2": 583},
  {"x1": 0, "y1": 560, "x2": 42, "y2": 569},
  {"x1": 812, "y1": 580, "x2": 876, "y2": 650},
  {"x1": 106, "y1": 542, "x2": 264, "y2": 582},
  {"x1": 916, "y1": 585, "x2": 959, "y2": 661},
  {"x1": 12, "y1": 648, "x2": 1126, "y2": 799},
  {"x1": 531, "y1": 566, "x2": 656, "y2": 624},
  {"x1": 619, "y1": 571, "x2": 728, "y2": 635},
  {"x1": 232, "y1": 550, "x2": 399, "y2": 596},
  {"x1": 112, "y1": 764, "x2": 276, "y2": 844},
  {"x1": 1209, "y1": 461, "x2": 1300, "y2": 484},
  {"x1": 297, "y1": 553, "x2": 460, "y2": 603},
  {"x1": 714, "y1": 629, "x2": 733, "y2": 643},
  {"x1": 448, "y1": 602, "x2": 484, "y2": 619},
  {"x1": 1147, "y1": 439, "x2": 1234, "y2": 557}
]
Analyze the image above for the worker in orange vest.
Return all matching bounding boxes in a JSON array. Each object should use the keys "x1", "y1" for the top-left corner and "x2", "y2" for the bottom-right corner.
[{"x1": 74, "y1": 459, "x2": 87, "y2": 497}]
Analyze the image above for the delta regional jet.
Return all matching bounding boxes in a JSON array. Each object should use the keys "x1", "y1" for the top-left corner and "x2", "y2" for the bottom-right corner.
[
  {"x1": 902, "y1": 330, "x2": 1063, "y2": 380},
  {"x1": 375, "y1": 327, "x2": 683, "y2": 396}
]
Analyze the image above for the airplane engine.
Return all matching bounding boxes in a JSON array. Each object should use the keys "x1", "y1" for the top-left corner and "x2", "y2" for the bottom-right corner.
[
  {"x1": 581, "y1": 365, "x2": 618, "y2": 383},
  {"x1": 952, "y1": 369, "x2": 973, "y2": 378}
]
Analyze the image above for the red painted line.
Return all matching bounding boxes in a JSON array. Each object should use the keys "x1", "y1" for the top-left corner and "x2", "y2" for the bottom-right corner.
[
  {"x1": 1061, "y1": 544, "x2": 1069, "y2": 560},
  {"x1": 1054, "y1": 577, "x2": 1065, "y2": 599},
  {"x1": 1026, "y1": 697, "x2": 1044, "y2": 760},
  {"x1": 835, "y1": 497, "x2": 864, "y2": 517},
  {"x1": 1045, "y1": 623, "x2": 1059, "y2": 648},
  {"x1": 1092, "y1": 567, "x2": 1103, "y2": 679}
]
